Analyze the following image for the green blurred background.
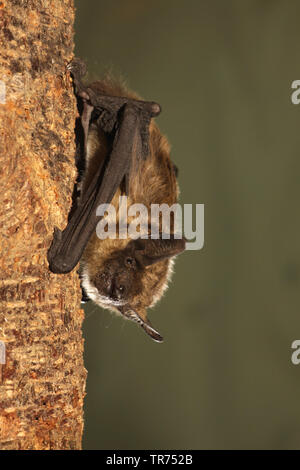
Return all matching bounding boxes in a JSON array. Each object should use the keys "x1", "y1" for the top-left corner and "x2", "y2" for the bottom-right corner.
[{"x1": 75, "y1": 0, "x2": 300, "y2": 449}]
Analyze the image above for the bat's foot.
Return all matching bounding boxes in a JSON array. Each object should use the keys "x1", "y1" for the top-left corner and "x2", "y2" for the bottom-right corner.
[
  {"x1": 67, "y1": 57, "x2": 87, "y2": 79},
  {"x1": 67, "y1": 58, "x2": 88, "y2": 96}
]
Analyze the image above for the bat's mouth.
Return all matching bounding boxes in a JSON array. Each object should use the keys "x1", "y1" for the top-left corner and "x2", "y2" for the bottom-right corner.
[
  {"x1": 80, "y1": 266, "x2": 127, "y2": 308},
  {"x1": 95, "y1": 294, "x2": 126, "y2": 308},
  {"x1": 104, "y1": 276, "x2": 126, "y2": 302}
]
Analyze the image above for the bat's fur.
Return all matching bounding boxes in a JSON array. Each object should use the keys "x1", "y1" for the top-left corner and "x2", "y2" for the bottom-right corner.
[{"x1": 79, "y1": 77, "x2": 184, "y2": 341}]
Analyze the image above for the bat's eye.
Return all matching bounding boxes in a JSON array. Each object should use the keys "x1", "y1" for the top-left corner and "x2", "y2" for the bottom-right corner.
[{"x1": 125, "y1": 257, "x2": 136, "y2": 268}]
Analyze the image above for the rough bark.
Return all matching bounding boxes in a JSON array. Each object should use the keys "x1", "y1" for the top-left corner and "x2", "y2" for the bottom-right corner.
[{"x1": 0, "y1": 0, "x2": 86, "y2": 450}]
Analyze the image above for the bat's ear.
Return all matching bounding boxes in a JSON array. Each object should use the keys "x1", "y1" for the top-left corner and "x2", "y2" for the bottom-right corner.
[
  {"x1": 133, "y1": 236, "x2": 186, "y2": 267},
  {"x1": 141, "y1": 318, "x2": 163, "y2": 343},
  {"x1": 121, "y1": 307, "x2": 163, "y2": 343}
]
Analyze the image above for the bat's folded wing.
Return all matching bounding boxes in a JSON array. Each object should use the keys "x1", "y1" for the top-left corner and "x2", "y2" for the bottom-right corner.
[{"x1": 48, "y1": 103, "x2": 141, "y2": 274}]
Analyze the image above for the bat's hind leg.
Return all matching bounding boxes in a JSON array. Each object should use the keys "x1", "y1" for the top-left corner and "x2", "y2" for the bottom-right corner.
[
  {"x1": 67, "y1": 59, "x2": 94, "y2": 158},
  {"x1": 67, "y1": 58, "x2": 88, "y2": 97}
]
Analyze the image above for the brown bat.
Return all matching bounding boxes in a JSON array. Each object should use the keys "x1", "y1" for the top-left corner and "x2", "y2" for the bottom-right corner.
[{"x1": 48, "y1": 59, "x2": 185, "y2": 342}]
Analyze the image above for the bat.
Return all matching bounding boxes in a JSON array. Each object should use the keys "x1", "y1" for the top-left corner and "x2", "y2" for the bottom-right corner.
[{"x1": 47, "y1": 58, "x2": 185, "y2": 342}]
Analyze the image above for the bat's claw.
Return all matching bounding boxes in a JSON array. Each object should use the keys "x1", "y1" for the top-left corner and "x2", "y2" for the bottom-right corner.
[
  {"x1": 67, "y1": 58, "x2": 88, "y2": 96},
  {"x1": 67, "y1": 57, "x2": 87, "y2": 79}
]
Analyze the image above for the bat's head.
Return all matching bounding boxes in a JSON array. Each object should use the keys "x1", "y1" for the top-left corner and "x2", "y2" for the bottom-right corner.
[{"x1": 80, "y1": 236, "x2": 185, "y2": 342}]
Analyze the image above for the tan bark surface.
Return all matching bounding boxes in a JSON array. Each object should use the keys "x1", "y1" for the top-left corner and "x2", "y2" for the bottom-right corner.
[{"x1": 0, "y1": 0, "x2": 86, "y2": 450}]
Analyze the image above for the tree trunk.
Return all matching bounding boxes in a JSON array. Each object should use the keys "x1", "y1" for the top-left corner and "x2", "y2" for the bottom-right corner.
[{"x1": 0, "y1": 0, "x2": 86, "y2": 450}]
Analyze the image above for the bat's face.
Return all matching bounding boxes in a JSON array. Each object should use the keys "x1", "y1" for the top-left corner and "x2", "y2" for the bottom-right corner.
[
  {"x1": 80, "y1": 237, "x2": 185, "y2": 342},
  {"x1": 89, "y1": 243, "x2": 145, "y2": 306}
]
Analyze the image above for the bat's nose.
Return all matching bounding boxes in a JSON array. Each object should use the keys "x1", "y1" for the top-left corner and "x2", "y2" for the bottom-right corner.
[
  {"x1": 111, "y1": 281, "x2": 125, "y2": 300},
  {"x1": 103, "y1": 276, "x2": 124, "y2": 300}
]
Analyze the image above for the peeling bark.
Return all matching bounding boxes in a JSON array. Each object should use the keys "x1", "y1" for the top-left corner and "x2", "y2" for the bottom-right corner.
[{"x1": 0, "y1": 0, "x2": 86, "y2": 450}]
